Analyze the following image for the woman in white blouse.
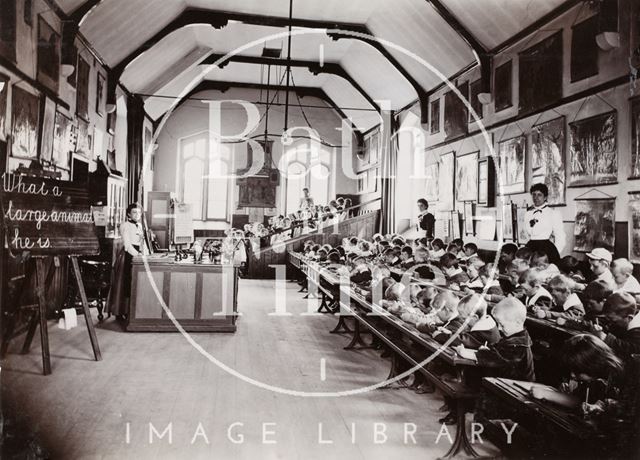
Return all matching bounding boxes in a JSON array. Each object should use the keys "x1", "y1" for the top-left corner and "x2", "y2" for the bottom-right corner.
[{"x1": 107, "y1": 203, "x2": 149, "y2": 321}]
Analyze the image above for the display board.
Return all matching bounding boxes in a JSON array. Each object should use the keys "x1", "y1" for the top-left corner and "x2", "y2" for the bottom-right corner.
[
  {"x1": 0, "y1": 172, "x2": 99, "y2": 256},
  {"x1": 172, "y1": 202, "x2": 194, "y2": 245}
]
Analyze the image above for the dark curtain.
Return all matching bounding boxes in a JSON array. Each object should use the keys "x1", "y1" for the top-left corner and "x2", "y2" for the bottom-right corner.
[
  {"x1": 379, "y1": 114, "x2": 399, "y2": 234},
  {"x1": 126, "y1": 94, "x2": 145, "y2": 205}
]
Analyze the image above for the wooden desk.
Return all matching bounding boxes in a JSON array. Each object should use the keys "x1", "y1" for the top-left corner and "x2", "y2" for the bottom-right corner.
[
  {"x1": 478, "y1": 378, "x2": 605, "y2": 458},
  {"x1": 128, "y1": 255, "x2": 238, "y2": 332}
]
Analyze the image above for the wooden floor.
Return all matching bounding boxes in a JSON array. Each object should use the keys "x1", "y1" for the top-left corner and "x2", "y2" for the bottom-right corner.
[{"x1": 2, "y1": 279, "x2": 498, "y2": 459}]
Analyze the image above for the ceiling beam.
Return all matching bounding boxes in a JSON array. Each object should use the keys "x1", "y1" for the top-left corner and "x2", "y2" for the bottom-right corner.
[
  {"x1": 140, "y1": 46, "x2": 213, "y2": 96},
  {"x1": 69, "y1": 0, "x2": 103, "y2": 24},
  {"x1": 106, "y1": 8, "x2": 428, "y2": 121},
  {"x1": 200, "y1": 53, "x2": 380, "y2": 112},
  {"x1": 424, "y1": 0, "x2": 491, "y2": 94},
  {"x1": 152, "y1": 80, "x2": 364, "y2": 137}
]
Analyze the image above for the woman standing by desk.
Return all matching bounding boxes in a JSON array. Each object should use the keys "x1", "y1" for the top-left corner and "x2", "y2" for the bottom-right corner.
[{"x1": 107, "y1": 203, "x2": 149, "y2": 321}]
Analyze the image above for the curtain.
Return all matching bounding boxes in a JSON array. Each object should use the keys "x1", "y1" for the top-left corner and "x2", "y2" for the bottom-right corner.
[
  {"x1": 126, "y1": 95, "x2": 145, "y2": 205},
  {"x1": 379, "y1": 113, "x2": 399, "y2": 234}
]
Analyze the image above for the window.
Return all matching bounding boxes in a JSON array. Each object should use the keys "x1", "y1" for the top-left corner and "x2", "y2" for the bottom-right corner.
[
  {"x1": 283, "y1": 141, "x2": 332, "y2": 213},
  {"x1": 571, "y1": 15, "x2": 599, "y2": 82},
  {"x1": 494, "y1": 61, "x2": 512, "y2": 112},
  {"x1": 178, "y1": 132, "x2": 230, "y2": 221}
]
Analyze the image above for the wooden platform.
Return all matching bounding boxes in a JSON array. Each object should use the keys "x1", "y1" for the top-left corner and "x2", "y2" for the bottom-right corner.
[{"x1": 1, "y1": 279, "x2": 498, "y2": 459}]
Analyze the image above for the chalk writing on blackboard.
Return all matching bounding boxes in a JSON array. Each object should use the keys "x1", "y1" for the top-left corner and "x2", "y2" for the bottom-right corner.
[{"x1": 1, "y1": 173, "x2": 99, "y2": 256}]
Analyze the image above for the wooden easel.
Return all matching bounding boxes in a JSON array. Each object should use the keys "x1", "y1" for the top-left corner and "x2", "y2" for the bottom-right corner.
[{"x1": 1, "y1": 255, "x2": 102, "y2": 375}]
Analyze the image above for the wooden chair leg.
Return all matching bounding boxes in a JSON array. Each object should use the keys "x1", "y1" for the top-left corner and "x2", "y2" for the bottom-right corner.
[
  {"x1": 35, "y1": 259, "x2": 51, "y2": 375},
  {"x1": 20, "y1": 311, "x2": 38, "y2": 354},
  {"x1": 70, "y1": 257, "x2": 102, "y2": 361}
]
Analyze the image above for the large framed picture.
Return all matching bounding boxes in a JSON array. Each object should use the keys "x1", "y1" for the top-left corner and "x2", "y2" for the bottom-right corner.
[
  {"x1": 425, "y1": 163, "x2": 439, "y2": 202},
  {"x1": 76, "y1": 56, "x2": 90, "y2": 120},
  {"x1": 36, "y1": 16, "x2": 60, "y2": 93},
  {"x1": 573, "y1": 198, "x2": 615, "y2": 252},
  {"x1": 629, "y1": 193, "x2": 640, "y2": 263},
  {"x1": 497, "y1": 136, "x2": 526, "y2": 195},
  {"x1": 39, "y1": 96, "x2": 56, "y2": 163},
  {"x1": 531, "y1": 117, "x2": 566, "y2": 205},
  {"x1": 519, "y1": 31, "x2": 563, "y2": 114},
  {"x1": 568, "y1": 111, "x2": 617, "y2": 186},
  {"x1": 438, "y1": 151, "x2": 455, "y2": 211},
  {"x1": 11, "y1": 85, "x2": 40, "y2": 159},
  {"x1": 96, "y1": 72, "x2": 106, "y2": 116},
  {"x1": 0, "y1": 73, "x2": 8, "y2": 141},
  {"x1": 631, "y1": 98, "x2": 640, "y2": 179},
  {"x1": 455, "y1": 151, "x2": 478, "y2": 202},
  {"x1": 52, "y1": 110, "x2": 72, "y2": 170},
  {"x1": 444, "y1": 82, "x2": 469, "y2": 141}
]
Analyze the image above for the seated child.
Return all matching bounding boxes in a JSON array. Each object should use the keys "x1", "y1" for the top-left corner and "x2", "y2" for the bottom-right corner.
[
  {"x1": 451, "y1": 238, "x2": 464, "y2": 251},
  {"x1": 367, "y1": 276, "x2": 396, "y2": 304},
  {"x1": 440, "y1": 253, "x2": 470, "y2": 288},
  {"x1": 519, "y1": 268, "x2": 553, "y2": 310},
  {"x1": 381, "y1": 282, "x2": 407, "y2": 315},
  {"x1": 461, "y1": 242, "x2": 478, "y2": 261},
  {"x1": 463, "y1": 256, "x2": 486, "y2": 290},
  {"x1": 430, "y1": 238, "x2": 446, "y2": 259},
  {"x1": 316, "y1": 248, "x2": 328, "y2": 262},
  {"x1": 358, "y1": 241, "x2": 373, "y2": 258},
  {"x1": 456, "y1": 294, "x2": 500, "y2": 348},
  {"x1": 416, "y1": 291, "x2": 458, "y2": 333},
  {"x1": 456, "y1": 297, "x2": 535, "y2": 381},
  {"x1": 383, "y1": 247, "x2": 402, "y2": 267},
  {"x1": 500, "y1": 259, "x2": 530, "y2": 296},
  {"x1": 530, "y1": 334, "x2": 624, "y2": 419},
  {"x1": 533, "y1": 275, "x2": 585, "y2": 321},
  {"x1": 514, "y1": 247, "x2": 533, "y2": 265},
  {"x1": 401, "y1": 287, "x2": 437, "y2": 325},
  {"x1": 611, "y1": 258, "x2": 640, "y2": 295},
  {"x1": 413, "y1": 247, "x2": 430, "y2": 264},
  {"x1": 349, "y1": 257, "x2": 372, "y2": 285},
  {"x1": 446, "y1": 243, "x2": 460, "y2": 257},
  {"x1": 498, "y1": 243, "x2": 518, "y2": 274},
  {"x1": 530, "y1": 250, "x2": 560, "y2": 282},
  {"x1": 559, "y1": 255, "x2": 588, "y2": 283},
  {"x1": 478, "y1": 264, "x2": 505, "y2": 303},
  {"x1": 431, "y1": 295, "x2": 466, "y2": 344},
  {"x1": 590, "y1": 291, "x2": 640, "y2": 361},
  {"x1": 583, "y1": 280, "x2": 613, "y2": 320},
  {"x1": 400, "y1": 245, "x2": 415, "y2": 268}
]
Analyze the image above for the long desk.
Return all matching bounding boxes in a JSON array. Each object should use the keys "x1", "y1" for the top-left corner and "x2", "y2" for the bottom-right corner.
[
  {"x1": 478, "y1": 378, "x2": 605, "y2": 458},
  {"x1": 128, "y1": 254, "x2": 239, "y2": 332}
]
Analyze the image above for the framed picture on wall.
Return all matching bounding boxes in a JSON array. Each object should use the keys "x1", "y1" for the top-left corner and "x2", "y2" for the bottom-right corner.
[
  {"x1": 573, "y1": 198, "x2": 615, "y2": 252},
  {"x1": 497, "y1": 136, "x2": 526, "y2": 195},
  {"x1": 631, "y1": 98, "x2": 640, "y2": 179},
  {"x1": 629, "y1": 193, "x2": 640, "y2": 263},
  {"x1": 39, "y1": 96, "x2": 56, "y2": 163},
  {"x1": 96, "y1": 72, "x2": 106, "y2": 116},
  {"x1": 36, "y1": 16, "x2": 60, "y2": 93},
  {"x1": 444, "y1": 82, "x2": 469, "y2": 140},
  {"x1": 438, "y1": 151, "x2": 455, "y2": 210},
  {"x1": 425, "y1": 162, "x2": 439, "y2": 202},
  {"x1": 52, "y1": 110, "x2": 72, "y2": 170},
  {"x1": 515, "y1": 206, "x2": 529, "y2": 244},
  {"x1": 76, "y1": 118, "x2": 91, "y2": 159},
  {"x1": 568, "y1": 111, "x2": 617, "y2": 186},
  {"x1": 501, "y1": 200, "x2": 515, "y2": 241},
  {"x1": 494, "y1": 61, "x2": 512, "y2": 112},
  {"x1": 531, "y1": 116, "x2": 566, "y2": 205},
  {"x1": 455, "y1": 151, "x2": 478, "y2": 202},
  {"x1": 0, "y1": 73, "x2": 8, "y2": 141},
  {"x1": 463, "y1": 201, "x2": 474, "y2": 235},
  {"x1": 469, "y1": 79, "x2": 483, "y2": 122},
  {"x1": 430, "y1": 99, "x2": 440, "y2": 133},
  {"x1": 11, "y1": 85, "x2": 40, "y2": 159},
  {"x1": 76, "y1": 56, "x2": 90, "y2": 121},
  {"x1": 519, "y1": 31, "x2": 563, "y2": 114}
]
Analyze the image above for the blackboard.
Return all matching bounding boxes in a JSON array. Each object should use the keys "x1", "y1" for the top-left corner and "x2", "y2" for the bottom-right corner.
[{"x1": 1, "y1": 172, "x2": 99, "y2": 256}]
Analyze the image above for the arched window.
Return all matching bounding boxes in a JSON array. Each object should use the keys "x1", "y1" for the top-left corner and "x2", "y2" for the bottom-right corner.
[
  {"x1": 284, "y1": 142, "x2": 333, "y2": 212},
  {"x1": 178, "y1": 132, "x2": 230, "y2": 221},
  {"x1": 286, "y1": 162, "x2": 306, "y2": 214}
]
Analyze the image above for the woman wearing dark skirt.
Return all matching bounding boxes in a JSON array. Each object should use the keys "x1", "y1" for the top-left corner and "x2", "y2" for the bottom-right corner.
[
  {"x1": 524, "y1": 183, "x2": 565, "y2": 265},
  {"x1": 107, "y1": 203, "x2": 148, "y2": 320},
  {"x1": 417, "y1": 198, "x2": 435, "y2": 240}
]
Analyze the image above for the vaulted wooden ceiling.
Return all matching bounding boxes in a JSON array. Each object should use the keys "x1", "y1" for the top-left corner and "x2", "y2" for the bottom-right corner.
[{"x1": 53, "y1": 0, "x2": 572, "y2": 131}]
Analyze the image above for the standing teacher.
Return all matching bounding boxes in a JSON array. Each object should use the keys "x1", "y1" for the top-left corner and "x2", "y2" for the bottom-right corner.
[
  {"x1": 417, "y1": 198, "x2": 435, "y2": 240},
  {"x1": 525, "y1": 183, "x2": 565, "y2": 264}
]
